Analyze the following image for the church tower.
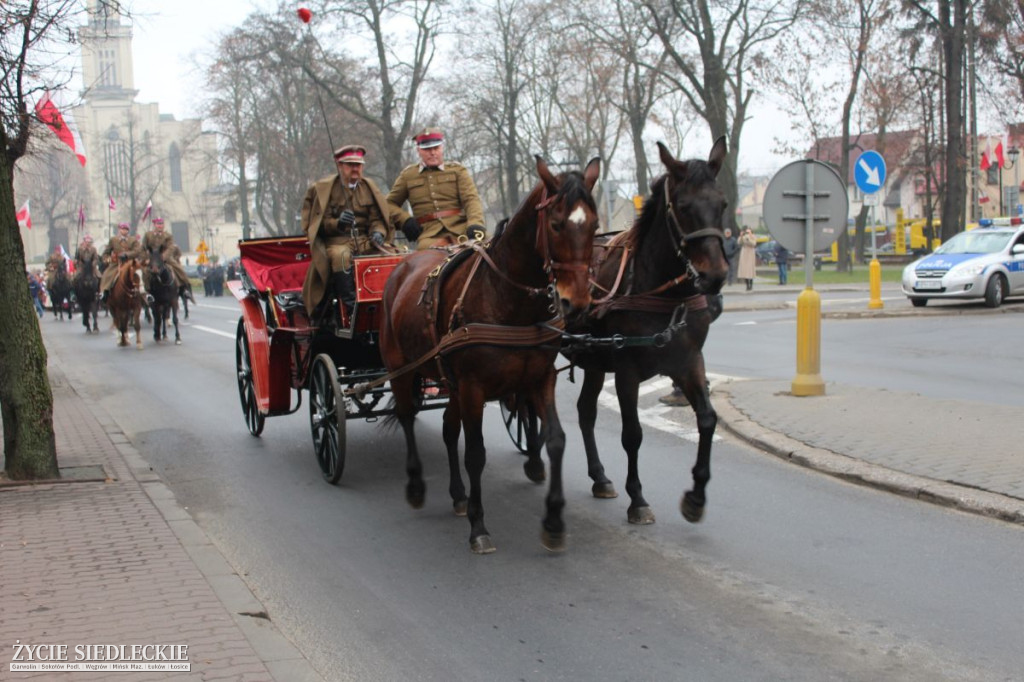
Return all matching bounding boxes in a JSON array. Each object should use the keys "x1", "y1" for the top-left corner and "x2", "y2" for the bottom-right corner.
[{"x1": 78, "y1": 1, "x2": 136, "y2": 104}]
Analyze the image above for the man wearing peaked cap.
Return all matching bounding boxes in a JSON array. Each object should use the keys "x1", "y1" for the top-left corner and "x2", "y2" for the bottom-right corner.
[
  {"x1": 387, "y1": 127, "x2": 486, "y2": 249},
  {"x1": 300, "y1": 143, "x2": 393, "y2": 323},
  {"x1": 74, "y1": 233, "x2": 100, "y2": 280},
  {"x1": 142, "y1": 216, "x2": 193, "y2": 304},
  {"x1": 100, "y1": 222, "x2": 143, "y2": 301}
]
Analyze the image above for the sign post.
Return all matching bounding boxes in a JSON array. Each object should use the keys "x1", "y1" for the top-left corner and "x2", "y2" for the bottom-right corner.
[
  {"x1": 855, "y1": 150, "x2": 887, "y2": 310},
  {"x1": 762, "y1": 160, "x2": 848, "y2": 397}
]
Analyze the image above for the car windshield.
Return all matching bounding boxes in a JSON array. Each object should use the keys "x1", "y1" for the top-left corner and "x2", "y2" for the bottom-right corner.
[{"x1": 933, "y1": 231, "x2": 1011, "y2": 255}]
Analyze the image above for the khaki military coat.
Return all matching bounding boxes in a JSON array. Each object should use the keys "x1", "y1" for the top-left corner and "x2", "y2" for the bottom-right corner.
[
  {"x1": 386, "y1": 162, "x2": 484, "y2": 248},
  {"x1": 100, "y1": 234, "x2": 143, "y2": 292},
  {"x1": 302, "y1": 173, "x2": 393, "y2": 314},
  {"x1": 142, "y1": 229, "x2": 188, "y2": 287},
  {"x1": 74, "y1": 243, "x2": 100, "y2": 281}
]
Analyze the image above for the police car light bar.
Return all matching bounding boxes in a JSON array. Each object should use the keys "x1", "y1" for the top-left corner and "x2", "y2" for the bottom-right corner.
[{"x1": 988, "y1": 216, "x2": 1023, "y2": 226}]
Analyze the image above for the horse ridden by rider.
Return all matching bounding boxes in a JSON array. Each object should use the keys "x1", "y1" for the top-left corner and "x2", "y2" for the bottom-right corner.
[
  {"x1": 141, "y1": 217, "x2": 194, "y2": 307},
  {"x1": 74, "y1": 234, "x2": 101, "y2": 333},
  {"x1": 45, "y1": 245, "x2": 73, "y2": 320}
]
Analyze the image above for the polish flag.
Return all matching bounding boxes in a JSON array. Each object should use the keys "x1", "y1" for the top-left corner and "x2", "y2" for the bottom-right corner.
[
  {"x1": 141, "y1": 200, "x2": 152, "y2": 222},
  {"x1": 16, "y1": 200, "x2": 31, "y2": 229},
  {"x1": 108, "y1": 196, "x2": 116, "y2": 210},
  {"x1": 34, "y1": 92, "x2": 87, "y2": 167},
  {"x1": 78, "y1": 205, "x2": 86, "y2": 228},
  {"x1": 59, "y1": 244, "x2": 75, "y2": 273},
  {"x1": 994, "y1": 139, "x2": 1006, "y2": 169},
  {"x1": 980, "y1": 138, "x2": 991, "y2": 171}
]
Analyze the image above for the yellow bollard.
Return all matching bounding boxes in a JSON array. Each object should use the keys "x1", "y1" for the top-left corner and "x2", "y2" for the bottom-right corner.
[
  {"x1": 792, "y1": 286, "x2": 825, "y2": 396},
  {"x1": 868, "y1": 258, "x2": 884, "y2": 309}
]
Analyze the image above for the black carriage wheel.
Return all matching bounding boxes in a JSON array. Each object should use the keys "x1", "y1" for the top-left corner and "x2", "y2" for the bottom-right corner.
[
  {"x1": 500, "y1": 394, "x2": 530, "y2": 454},
  {"x1": 235, "y1": 318, "x2": 265, "y2": 437},
  {"x1": 309, "y1": 354, "x2": 347, "y2": 484}
]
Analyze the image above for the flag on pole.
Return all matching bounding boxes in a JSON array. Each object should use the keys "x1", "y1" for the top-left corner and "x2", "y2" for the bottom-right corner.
[
  {"x1": 59, "y1": 244, "x2": 75, "y2": 274},
  {"x1": 78, "y1": 205, "x2": 86, "y2": 229},
  {"x1": 980, "y1": 137, "x2": 991, "y2": 171},
  {"x1": 108, "y1": 196, "x2": 116, "y2": 210},
  {"x1": 978, "y1": 192, "x2": 990, "y2": 204},
  {"x1": 34, "y1": 92, "x2": 87, "y2": 167},
  {"x1": 994, "y1": 139, "x2": 1006, "y2": 169},
  {"x1": 16, "y1": 200, "x2": 31, "y2": 229},
  {"x1": 141, "y1": 200, "x2": 152, "y2": 222}
]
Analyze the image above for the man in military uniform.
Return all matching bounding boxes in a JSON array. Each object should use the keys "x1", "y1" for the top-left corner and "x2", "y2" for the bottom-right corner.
[
  {"x1": 100, "y1": 222, "x2": 143, "y2": 302},
  {"x1": 74, "y1": 234, "x2": 100, "y2": 279},
  {"x1": 141, "y1": 217, "x2": 194, "y2": 303},
  {"x1": 387, "y1": 127, "x2": 486, "y2": 249},
  {"x1": 44, "y1": 245, "x2": 66, "y2": 290},
  {"x1": 301, "y1": 144, "x2": 392, "y2": 320}
]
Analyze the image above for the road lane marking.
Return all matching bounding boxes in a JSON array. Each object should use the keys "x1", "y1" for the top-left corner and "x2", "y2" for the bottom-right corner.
[{"x1": 192, "y1": 324, "x2": 235, "y2": 339}]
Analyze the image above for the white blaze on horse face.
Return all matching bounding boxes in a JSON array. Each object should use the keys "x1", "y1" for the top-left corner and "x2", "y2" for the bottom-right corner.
[{"x1": 568, "y1": 205, "x2": 587, "y2": 226}]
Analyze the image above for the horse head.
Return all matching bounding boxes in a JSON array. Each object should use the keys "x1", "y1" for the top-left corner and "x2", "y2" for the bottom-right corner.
[
  {"x1": 147, "y1": 247, "x2": 173, "y2": 286},
  {"x1": 654, "y1": 137, "x2": 730, "y2": 295},
  {"x1": 534, "y1": 155, "x2": 601, "y2": 322}
]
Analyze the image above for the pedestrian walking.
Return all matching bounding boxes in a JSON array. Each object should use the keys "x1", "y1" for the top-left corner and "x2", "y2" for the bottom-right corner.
[
  {"x1": 737, "y1": 227, "x2": 758, "y2": 290},
  {"x1": 774, "y1": 241, "x2": 790, "y2": 285},
  {"x1": 722, "y1": 228, "x2": 738, "y2": 286}
]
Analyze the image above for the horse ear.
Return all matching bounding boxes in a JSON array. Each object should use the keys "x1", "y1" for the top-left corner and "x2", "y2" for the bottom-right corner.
[
  {"x1": 708, "y1": 136, "x2": 727, "y2": 176},
  {"x1": 657, "y1": 142, "x2": 683, "y2": 173},
  {"x1": 535, "y1": 155, "x2": 559, "y2": 194},
  {"x1": 583, "y1": 157, "x2": 601, "y2": 191}
]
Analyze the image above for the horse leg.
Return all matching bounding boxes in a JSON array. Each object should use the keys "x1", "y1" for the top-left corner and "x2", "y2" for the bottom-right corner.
[
  {"x1": 442, "y1": 398, "x2": 467, "y2": 516},
  {"x1": 578, "y1": 369, "x2": 617, "y2": 498},
  {"x1": 459, "y1": 384, "x2": 494, "y2": 554},
  {"x1": 615, "y1": 372, "x2": 654, "y2": 525},
  {"x1": 534, "y1": 373, "x2": 567, "y2": 552},
  {"x1": 521, "y1": 399, "x2": 546, "y2": 483},
  {"x1": 393, "y1": 374, "x2": 426, "y2": 510},
  {"x1": 172, "y1": 304, "x2": 181, "y2": 345},
  {"x1": 677, "y1": 365, "x2": 715, "y2": 523},
  {"x1": 134, "y1": 309, "x2": 143, "y2": 350}
]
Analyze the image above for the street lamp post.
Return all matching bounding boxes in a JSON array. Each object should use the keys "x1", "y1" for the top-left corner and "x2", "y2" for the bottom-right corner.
[{"x1": 1007, "y1": 146, "x2": 1020, "y2": 216}]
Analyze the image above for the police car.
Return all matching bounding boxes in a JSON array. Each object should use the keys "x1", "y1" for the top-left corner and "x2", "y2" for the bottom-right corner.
[{"x1": 901, "y1": 217, "x2": 1024, "y2": 308}]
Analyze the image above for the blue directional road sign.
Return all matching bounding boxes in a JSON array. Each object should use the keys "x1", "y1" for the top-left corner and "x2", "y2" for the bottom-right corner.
[{"x1": 855, "y1": 150, "x2": 886, "y2": 195}]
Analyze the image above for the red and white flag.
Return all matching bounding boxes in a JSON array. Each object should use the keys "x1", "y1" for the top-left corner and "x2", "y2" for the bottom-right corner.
[
  {"x1": 34, "y1": 92, "x2": 86, "y2": 167},
  {"x1": 59, "y1": 244, "x2": 75, "y2": 273},
  {"x1": 980, "y1": 138, "x2": 991, "y2": 171},
  {"x1": 78, "y1": 205, "x2": 86, "y2": 228},
  {"x1": 108, "y1": 196, "x2": 116, "y2": 210},
  {"x1": 978, "y1": 192, "x2": 991, "y2": 204},
  {"x1": 141, "y1": 200, "x2": 152, "y2": 222},
  {"x1": 16, "y1": 200, "x2": 31, "y2": 229},
  {"x1": 994, "y1": 139, "x2": 1006, "y2": 169}
]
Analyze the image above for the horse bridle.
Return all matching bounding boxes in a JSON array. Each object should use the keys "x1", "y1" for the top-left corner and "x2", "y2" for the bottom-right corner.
[{"x1": 663, "y1": 174, "x2": 725, "y2": 287}]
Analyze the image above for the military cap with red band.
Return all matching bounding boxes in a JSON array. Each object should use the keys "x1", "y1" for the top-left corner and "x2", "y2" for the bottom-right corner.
[
  {"x1": 333, "y1": 145, "x2": 366, "y2": 164},
  {"x1": 413, "y1": 128, "x2": 444, "y2": 149}
]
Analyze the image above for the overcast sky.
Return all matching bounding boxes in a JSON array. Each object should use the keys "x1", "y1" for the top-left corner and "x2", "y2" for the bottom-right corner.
[{"x1": 125, "y1": 0, "x2": 795, "y2": 176}]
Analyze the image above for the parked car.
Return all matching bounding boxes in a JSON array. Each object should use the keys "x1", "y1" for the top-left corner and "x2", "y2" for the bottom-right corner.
[
  {"x1": 184, "y1": 264, "x2": 201, "y2": 279},
  {"x1": 900, "y1": 219, "x2": 1024, "y2": 308},
  {"x1": 755, "y1": 240, "x2": 777, "y2": 265}
]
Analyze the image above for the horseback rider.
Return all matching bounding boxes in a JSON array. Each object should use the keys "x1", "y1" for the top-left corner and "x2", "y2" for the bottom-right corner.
[
  {"x1": 141, "y1": 217, "x2": 194, "y2": 304},
  {"x1": 74, "y1": 234, "x2": 100, "y2": 281},
  {"x1": 301, "y1": 144, "x2": 393, "y2": 323},
  {"x1": 386, "y1": 127, "x2": 486, "y2": 249},
  {"x1": 45, "y1": 245, "x2": 66, "y2": 290},
  {"x1": 100, "y1": 222, "x2": 143, "y2": 303}
]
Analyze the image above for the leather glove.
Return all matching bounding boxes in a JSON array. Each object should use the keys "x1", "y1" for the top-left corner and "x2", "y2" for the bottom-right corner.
[
  {"x1": 370, "y1": 232, "x2": 385, "y2": 246},
  {"x1": 338, "y1": 209, "x2": 356, "y2": 228},
  {"x1": 468, "y1": 225, "x2": 486, "y2": 241},
  {"x1": 402, "y1": 217, "x2": 422, "y2": 242}
]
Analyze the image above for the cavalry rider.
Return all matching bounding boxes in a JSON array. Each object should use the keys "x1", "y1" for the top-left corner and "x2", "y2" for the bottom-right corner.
[
  {"x1": 141, "y1": 216, "x2": 194, "y2": 303},
  {"x1": 301, "y1": 144, "x2": 392, "y2": 322},
  {"x1": 45, "y1": 245, "x2": 66, "y2": 290},
  {"x1": 74, "y1": 234, "x2": 100, "y2": 280},
  {"x1": 100, "y1": 222, "x2": 143, "y2": 303},
  {"x1": 386, "y1": 127, "x2": 486, "y2": 249}
]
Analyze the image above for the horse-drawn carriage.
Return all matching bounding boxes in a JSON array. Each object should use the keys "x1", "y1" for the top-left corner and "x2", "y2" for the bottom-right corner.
[
  {"x1": 231, "y1": 140, "x2": 729, "y2": 553},
  {"x1": 229, "y1": 236, "x2": 447, "y2": 483}
]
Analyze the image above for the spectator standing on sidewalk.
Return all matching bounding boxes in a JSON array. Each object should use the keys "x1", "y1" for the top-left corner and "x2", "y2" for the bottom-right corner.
[
  {"x1": 737, "y1": 227, "x2": 758, "y2": 290},
  {"x1": 722, "y1": 228, "x2": 738, "y2": 286},
  {"x1": 27, "y1": 271, "x2": 44, "y2": 317},
  {"x1": 774, "y1": 241, "x2": 790, "y2": 285}
]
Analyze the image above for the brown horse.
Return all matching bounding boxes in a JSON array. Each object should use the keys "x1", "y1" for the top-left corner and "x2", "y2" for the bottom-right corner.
[
  {"x1": 562, "y1": 138, "x2": 730, "y2": 525},
  {"x1": 380, "y1": 156, "x2": 601, "y2": 554},
  {"x1": 108, "y1": 258, "x2": 144, "y2": 349}
]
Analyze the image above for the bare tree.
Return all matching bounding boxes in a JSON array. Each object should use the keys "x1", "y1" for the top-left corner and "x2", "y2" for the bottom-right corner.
[
  {"x1": 1, "y1": 0, "x2": 109, "y2": 480},
  {"x1": 642, "y1": 0, "x2": 806, "y2": 234},
  {"x1": 14, "y1": 148, "x2": 88, "y2": 253}
]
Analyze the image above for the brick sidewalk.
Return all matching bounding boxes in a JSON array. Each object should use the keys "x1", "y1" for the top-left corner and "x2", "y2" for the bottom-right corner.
[{"x1": 1, "y1": 359, "x2": 318, "y2": 680}]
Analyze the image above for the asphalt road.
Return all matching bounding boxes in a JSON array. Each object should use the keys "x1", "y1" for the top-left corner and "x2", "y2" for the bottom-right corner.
[{"x1": 39, "y1": 299, "x2": 1024, "y2": 681}]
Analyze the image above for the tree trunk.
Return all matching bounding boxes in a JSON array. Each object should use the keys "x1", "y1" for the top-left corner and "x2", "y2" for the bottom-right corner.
[{"x1": 0, "y1": 149, "x2": 60, "y2": 480}]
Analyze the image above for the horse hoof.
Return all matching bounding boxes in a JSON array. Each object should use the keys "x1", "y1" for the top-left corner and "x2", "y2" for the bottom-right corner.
[
  {"x1": 406, "y1": 481, "x2": 426, "y2": 509},
  {"x1": 470, "y1": 535, "x2": 496, "y2": 554},
  {"x1": 175, "y1": 339, "x2": 182, "y2": 345},
  {"x1": 523, "y1": 459, "x2": 546, "y2": 483},
  {"x1": 453, "y1": 500, "x2": 468, "y2": 517},
  {"x1": 592, "y1": 481, "x2": 618, "y2": 499},
  {"x1": 681, "y1": 493, "x2": 705, "y2": 523},
  {"x1": 628, "y1": 506, "x2": 656, "y2": 525},
  {"x1": 541, "y1": 529, "x2": 567, "y2": 553}
]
